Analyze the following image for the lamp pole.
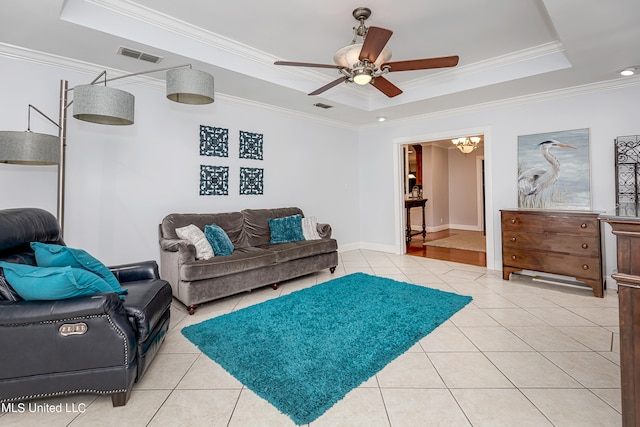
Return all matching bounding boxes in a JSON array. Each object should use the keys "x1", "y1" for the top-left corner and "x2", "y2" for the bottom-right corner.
[{"x1": 57, "y1": 80, "x2": 68, "y2": 234}]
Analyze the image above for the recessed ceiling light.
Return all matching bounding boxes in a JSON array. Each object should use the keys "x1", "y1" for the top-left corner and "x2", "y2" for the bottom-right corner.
[
  {"x1": 620, "y1": 67, "x2": 638, "y2": 76},
  {"x1": 377, "y1": 116, "x2": 387, "y2": 122}
]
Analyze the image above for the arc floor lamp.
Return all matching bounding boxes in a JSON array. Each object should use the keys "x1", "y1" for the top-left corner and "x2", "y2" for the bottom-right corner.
[{"x1": 0, "y1": 65, "x2": 215, "y2": 234}]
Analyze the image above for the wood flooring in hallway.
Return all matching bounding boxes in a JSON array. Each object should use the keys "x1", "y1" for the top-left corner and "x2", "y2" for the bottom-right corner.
[{"x1": 406, "y1": 229, "x2": 487, "y2": 267}]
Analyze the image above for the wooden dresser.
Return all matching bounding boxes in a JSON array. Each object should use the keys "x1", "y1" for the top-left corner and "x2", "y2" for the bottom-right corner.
[{"x1": 501, "y1": 209, "x2": 604, "y2": 297}]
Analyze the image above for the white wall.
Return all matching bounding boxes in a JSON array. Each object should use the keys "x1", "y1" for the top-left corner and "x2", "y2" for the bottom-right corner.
[
  {"x1": 0, "y1": 55, "x2": 360, "y2": 265},
  {"x1": 4, "y1": 51, "x2": 640, "y2": 286},
  {"x1": 430, "y1": 145, "x2": 450, "y2": 230},
  {"x1": 448, "y1": 146, "x2": 484, "y2": 230},
  {"x1": 359, "y1": 82, "x2": 640, "y2": 283}
]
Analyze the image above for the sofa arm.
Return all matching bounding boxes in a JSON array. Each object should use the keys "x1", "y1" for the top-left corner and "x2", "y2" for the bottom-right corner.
[
  {"x1": 110, "y1": 260, "x2": 161, "y2": 283},
  {"x1": 160, "y1": 238, "x2": 196, "y2": 257},
  {"x1": 317, "y1": 223, "x2": 333, "y2": 239}
]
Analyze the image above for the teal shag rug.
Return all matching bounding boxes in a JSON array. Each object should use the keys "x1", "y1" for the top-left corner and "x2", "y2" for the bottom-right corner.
[{"x1": 181, "y1": 272, "x2": 472, "y2": 425}]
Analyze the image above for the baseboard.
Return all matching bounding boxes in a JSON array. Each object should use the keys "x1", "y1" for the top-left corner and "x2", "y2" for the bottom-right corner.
[
  {"x1": 412, "y1": 224, "x2": 483, "y2": 232},
  {"x1": 337, "y1": 241, "x2": 399, "y2": 255},
  {"x1": 448, "y1": 223, "x2": 484, "y2": 232},
  {"x1": 337, "y1": 242, "x2": 362, "y2": 253}
]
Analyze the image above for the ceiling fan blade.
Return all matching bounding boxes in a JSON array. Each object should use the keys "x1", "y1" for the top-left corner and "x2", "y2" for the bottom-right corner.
[
  {"x1": 383, "y1": 56, "x2": 459, "y2": 72},
  {"x1": 371, "y1": 76, "x2": 403, "y2": 98},
  {"x1": 275, "y1": 61, "x2": 343, "y2": 69},
  {"x1": 308, "y1": 77, "x2": 348, "y2": 96},
  {"x1": 359, "y1": 26, "x2": 393, "y2": 63}
]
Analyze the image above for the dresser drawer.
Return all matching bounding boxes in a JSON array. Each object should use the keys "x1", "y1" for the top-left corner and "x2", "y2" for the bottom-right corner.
[
  {"x1": 502, "y1": 232, "x2": 600, "y2": 257},
  {"x1": 503, "y1": 249, "x2": 601, "y2": 281},
  {"x1": 502, "y1": 211, "x2": 599, "y2": 236}
]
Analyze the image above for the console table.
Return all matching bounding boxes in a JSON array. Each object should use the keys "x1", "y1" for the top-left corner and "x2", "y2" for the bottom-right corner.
[
  {"x1": 599, "y1": 204, "x2": 640, "y2": 427},
  {"x1": 405, "y1": 198, "x2": 427, "y2": 243}
]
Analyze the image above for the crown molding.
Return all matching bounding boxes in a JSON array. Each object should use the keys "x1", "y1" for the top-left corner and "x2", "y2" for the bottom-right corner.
[
  {"x1": 400, "y1": 41, "x2": 566, "y2": 91},
  {"x1": 364, "y1": 75, "x2": 640, "y2": 129},
  {"x1": 3, "y1": 41, "x2": 638, "y2": 132},
  {"x1": 60, "y1": 0, "x2": 575, "y2": 112},
  {"x1": 0, "y1": 42, "x2": 166, "y2": 89}
]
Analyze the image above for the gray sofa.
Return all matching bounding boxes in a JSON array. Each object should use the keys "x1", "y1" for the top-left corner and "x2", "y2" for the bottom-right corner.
[{"x1": 159, "y1": 207, "x2": 338, "y2": 314}]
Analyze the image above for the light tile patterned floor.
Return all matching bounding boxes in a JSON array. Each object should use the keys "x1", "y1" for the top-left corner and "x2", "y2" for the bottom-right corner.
[{"x1": 0, "y1": 250, "x2": 622, "y2": 426}]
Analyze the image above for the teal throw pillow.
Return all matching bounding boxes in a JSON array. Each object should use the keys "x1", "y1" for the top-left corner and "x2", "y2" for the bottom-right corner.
[
  {"x1": 0, "y1": 261, "x2": 114, "y2": 301},
  {"x1": 30, "y1": 242, "x2": 127, "y2": 296},
  {"x1": 204, "y1": 224, "x2": 235, "y2": 256},
  {"x1": 269, "y1": 214, "x2": 306, "y2": 244}
]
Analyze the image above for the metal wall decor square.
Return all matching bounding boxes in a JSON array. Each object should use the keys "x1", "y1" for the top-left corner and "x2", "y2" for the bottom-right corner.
[
  {"x1": 239, "y1": 131, "x2": 263, "y2": 160},
  {"x1": 200, "y1": 125, "x2": 229, "y2": 157},
  {"x1": 239, "y1": 167, "x2": 264, "y2": 195},
  {"x1": 200, "y1": 165, "x2": 229, "y2": 195}
]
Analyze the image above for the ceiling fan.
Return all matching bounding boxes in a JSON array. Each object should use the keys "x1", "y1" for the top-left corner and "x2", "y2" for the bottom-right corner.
[{"x1": 274, "y1": 7, "x2": 459, "y2": 98}]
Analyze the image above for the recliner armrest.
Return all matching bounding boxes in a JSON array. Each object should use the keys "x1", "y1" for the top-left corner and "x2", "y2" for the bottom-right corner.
[
  {"x1": 0, "y1": 293, "x2": 128, "y2": 325},
  {"x1": 110, "y1": 260, "x2": 161, "y2": 283}
]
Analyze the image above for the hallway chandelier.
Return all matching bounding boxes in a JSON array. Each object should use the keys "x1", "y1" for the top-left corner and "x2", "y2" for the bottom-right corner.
[{"x1": 451, "y1": 136, "x2": 481, "y2": 154}]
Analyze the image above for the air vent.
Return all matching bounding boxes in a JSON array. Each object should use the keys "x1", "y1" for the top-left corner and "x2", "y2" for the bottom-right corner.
[
  {"x1": 117, "y1": 46, "x2": 163, "y2": 64},
  {"x1": 313, "y1": 102, "x2": 333, "y2": 109}
]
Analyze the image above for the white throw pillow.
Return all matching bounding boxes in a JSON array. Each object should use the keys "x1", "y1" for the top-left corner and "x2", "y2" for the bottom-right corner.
[
  {"x1": 302, "y1": 216, "x2": 321, "y2": 240},
  {"x1": 175, "y1": 224, "x2": 215, "y2": 260}
]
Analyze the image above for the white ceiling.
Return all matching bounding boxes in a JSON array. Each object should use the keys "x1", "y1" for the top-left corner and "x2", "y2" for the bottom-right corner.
[{"x1": 2, "y1": 0, "x2": 640, "y2": 126}]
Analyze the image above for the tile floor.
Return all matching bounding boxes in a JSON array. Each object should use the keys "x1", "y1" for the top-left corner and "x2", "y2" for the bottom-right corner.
[{"x1": 1, "y1": 250, "x2": 622, "y2": 426}]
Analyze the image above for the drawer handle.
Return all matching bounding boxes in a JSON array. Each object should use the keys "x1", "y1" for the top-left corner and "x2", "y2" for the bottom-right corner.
[
  {"x1": 580, "y1": 223, "x2": 587, "y2": 229},
  {"x1": 510, "y1": 237, "x2": 517, "y2": 242},
  {"x1": 581, "y1": 243, "x2": 589, "y2": 249},
  {"x1": 511, "y1": 255, "x2": 517, "y2": 260},
  {"x1": 582, "y1": 264, "x2": 589, "y2": 270},
  {"x1": 511, "y1": 219, "x2": 516, "y2": 224}
]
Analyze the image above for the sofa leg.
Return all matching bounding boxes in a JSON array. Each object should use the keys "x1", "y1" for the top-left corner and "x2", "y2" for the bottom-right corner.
[
  {"x1": 111, "y1": 389, "x2": 131, "y2": 407},
  {"x1": 330, "y1": 266, "x2": 336, "y2": 274},
  {"x1": 272, "y1": 282, "x2": 280, "y2": 290},
  {"x1": 187, "y1": 304, "x2": 198, "y2": 315}
]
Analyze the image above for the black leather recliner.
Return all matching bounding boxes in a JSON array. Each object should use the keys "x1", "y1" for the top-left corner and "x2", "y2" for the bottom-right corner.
[{"x1": 0, "y1": 208, "x2": 172, "y2": 406}]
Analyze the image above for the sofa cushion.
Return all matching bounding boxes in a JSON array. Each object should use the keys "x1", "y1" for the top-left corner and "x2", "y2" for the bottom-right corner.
[
  {"x1": 269, "y1": 214, "x2": 305, "y2": 244},
  {"x1": 175, "y1": 224, "x2": 214, "y2": 260},
  {"x1": 0, "y1": 208, "x2": 64, "y2": 254},
  {"x1": 30, "y1": 242, "x2": 126, "y2": 296},
  {"x1": 302, "y1": 216, "x2": 321, "y2": 240},
  {"x1": 261, "y1": 238, "x2": 338, "y2": 264},
  {"x1": 204, "y1": 224, "x2": 235, "y2": 256},
  {"x1": 243, "y1": 207, "x2": 303, "y2": 247},
  {"x1": 0, "y1": 262, "x2": 113, "y2": 301},
  {"x1": 180, "y1": 247, "x2": 277, "y2": 281}
]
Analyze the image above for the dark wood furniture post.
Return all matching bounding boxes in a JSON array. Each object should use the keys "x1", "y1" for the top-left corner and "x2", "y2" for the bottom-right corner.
[
  {"x1": 405, "y1": 198, "x2": 428, "y2": 244},
  {"x1": 599, "y1": 206, "x2": 640, "y2": 427}
]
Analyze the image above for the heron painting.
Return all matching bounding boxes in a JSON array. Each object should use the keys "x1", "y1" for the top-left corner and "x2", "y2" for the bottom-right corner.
[{"x1": 517, "y1": 128, "x2": 591, "y2": 210}]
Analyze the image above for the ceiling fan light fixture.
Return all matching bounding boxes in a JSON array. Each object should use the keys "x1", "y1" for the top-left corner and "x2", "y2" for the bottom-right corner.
[{"x1": 353, "y1": 69, "x2": 373, "y2": 85}]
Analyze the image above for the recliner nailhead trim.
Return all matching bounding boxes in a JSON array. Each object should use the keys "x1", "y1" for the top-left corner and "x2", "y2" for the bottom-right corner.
[
  {"x1": 0, "y1": 314, "x2": 133, "y2": 403},
  {"x1": 0, "y1": 387, "x2": 128, "y2": 403}
]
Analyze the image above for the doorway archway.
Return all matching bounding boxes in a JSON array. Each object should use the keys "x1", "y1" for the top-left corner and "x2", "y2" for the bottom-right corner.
[{"x1": 392, "y1": 126, "x2": 495, "y2": 270}]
